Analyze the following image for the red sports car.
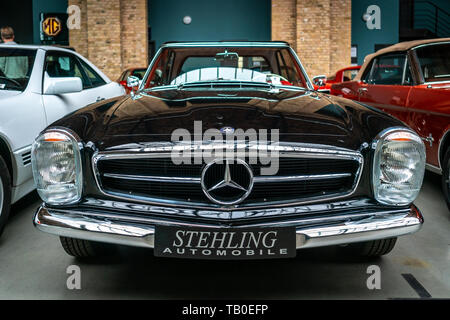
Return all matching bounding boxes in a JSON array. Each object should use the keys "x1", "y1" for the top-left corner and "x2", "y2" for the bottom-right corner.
[
  {"x1": 331, "y1": 38, "x2": 450, "y2": 209},
  {"x1": 312, "y1": 65, "x2": 361, "y2": 93}
]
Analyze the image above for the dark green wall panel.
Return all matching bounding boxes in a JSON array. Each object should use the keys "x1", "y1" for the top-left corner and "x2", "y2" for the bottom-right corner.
[{"x1": 149, "y1": 0, "x2": 271, "y2": 50}]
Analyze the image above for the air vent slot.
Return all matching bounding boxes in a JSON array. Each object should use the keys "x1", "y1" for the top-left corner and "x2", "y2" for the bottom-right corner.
[{"x1": 22, "y1": 151, "x2": 31, "y2": 166}]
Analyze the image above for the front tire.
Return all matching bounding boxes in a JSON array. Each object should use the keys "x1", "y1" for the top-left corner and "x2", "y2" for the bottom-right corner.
[
  {"x1": 0, "y1": 155, "x2": 12, "y2": 237},
  {"x1": 341, "y1": 238, "x2": 397, "y2": 257},
  {"x1": 441, "y1": 148, "x2": 450, "y2": 211},
  {"x1": 60, "y1": 237, "x2": 116, "y2": 258}
]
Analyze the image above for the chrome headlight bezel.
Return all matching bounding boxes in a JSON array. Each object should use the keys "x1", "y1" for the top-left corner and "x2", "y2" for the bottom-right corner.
[
  {"x1": 31, "y1": 128, "x2": 83, "y2": 205},
  {"x1": 372, "y1": 127, "x2": 426, "y2": 206}
]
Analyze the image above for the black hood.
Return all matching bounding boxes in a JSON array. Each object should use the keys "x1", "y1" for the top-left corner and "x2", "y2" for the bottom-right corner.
[{"x1": 51, "y1": 89, "x2": 403, "y2": 152}]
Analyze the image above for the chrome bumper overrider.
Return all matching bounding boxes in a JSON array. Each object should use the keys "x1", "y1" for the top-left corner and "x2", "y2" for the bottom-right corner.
[{"x1": 34, "y1": 204, "x2": 423, "y2": 250}]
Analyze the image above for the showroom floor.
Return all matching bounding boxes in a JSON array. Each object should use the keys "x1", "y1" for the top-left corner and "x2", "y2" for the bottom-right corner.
[{"x1": 0, "y1": 171, "x2": 449, "y2": 299}]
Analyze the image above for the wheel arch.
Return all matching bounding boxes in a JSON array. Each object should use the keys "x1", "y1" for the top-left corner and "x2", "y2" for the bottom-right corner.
[
  {"x1": 0, "y1": 135, "x2": 13, "y2": 183},
  {"x1": 439, "y1": 129, "x2": 450, "y2": 169}
]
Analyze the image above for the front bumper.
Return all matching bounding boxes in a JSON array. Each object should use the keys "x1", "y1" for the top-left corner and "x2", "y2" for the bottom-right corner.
[{"x1": 34, "y1": 203, "x2": 423, "y2": 250}]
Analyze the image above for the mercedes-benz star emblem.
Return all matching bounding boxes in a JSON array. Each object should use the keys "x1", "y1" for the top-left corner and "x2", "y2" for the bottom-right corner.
[
  {"x1": 219, "y1": 126, "x2": 235, "y2": 135},
  {"x1": 201, "y1": 158, "x2": 253, "y2": 205}
]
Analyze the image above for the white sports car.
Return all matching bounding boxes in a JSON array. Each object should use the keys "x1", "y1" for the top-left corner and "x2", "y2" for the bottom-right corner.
[{"x1": 0, "y1": 44, "x2": 125, "y2": 236}]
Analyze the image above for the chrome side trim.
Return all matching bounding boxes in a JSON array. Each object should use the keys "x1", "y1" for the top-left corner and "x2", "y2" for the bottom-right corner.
[
  {"x1": 423, "y1": 80, "x2": 450, "y2": 85},
  {"x1": 425, "y1": 163, "x2": 442, "y2": 175},
  {"x1": 91, "y1": 142, "x2": 364, "y2": 211},
  {"x1": 34, "y1": 204, "x2": 423, "y2": 251}
]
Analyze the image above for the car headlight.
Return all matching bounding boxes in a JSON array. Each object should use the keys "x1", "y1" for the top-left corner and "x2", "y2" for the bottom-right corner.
[
  {"x1": 31, "y1": 129, "x2": 82, "y2": 205},
  {"x1": 372, "y1": 128, "x2": 425, "y2": 206}
]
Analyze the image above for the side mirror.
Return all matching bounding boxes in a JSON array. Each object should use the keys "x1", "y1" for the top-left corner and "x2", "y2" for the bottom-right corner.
[
  {"x1": 127, "y1": 76, "x2": 140, "y2": 91},
  {"x1": 43, "y1": 73, "x2": 83, "y2": 95},
  {"x1": 312, "y1": 75, "x2": 327, "y2": 87}
]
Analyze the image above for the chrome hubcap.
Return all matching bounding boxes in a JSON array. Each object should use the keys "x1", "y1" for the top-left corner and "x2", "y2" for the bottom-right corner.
[{"x1": 0, "y1": 176, "x2": 3, "y2": 215}]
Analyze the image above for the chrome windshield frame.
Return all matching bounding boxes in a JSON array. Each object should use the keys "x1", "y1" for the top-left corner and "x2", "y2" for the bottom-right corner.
[{"x1": 138, "y1": 42, "x2": 315, "y2": 92}]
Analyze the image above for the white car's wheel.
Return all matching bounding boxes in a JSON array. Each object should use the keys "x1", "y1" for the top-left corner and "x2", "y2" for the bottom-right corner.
[{"x1": 0, "y1": 155, "x2": 12, "y2": 237}]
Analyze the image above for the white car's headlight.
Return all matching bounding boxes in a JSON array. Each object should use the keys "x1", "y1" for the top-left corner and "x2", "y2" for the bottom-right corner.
[
  {"x1": 31, "y1": 129, "x2": 82, "y2": 205},
  {"x1": 372, "y1": 128, "x2": 425, "y2": 206}
]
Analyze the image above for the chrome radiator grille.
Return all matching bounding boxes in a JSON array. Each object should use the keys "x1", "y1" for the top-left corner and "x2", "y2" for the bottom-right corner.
[{"x1": 93, "y1": 144, "x2": 363, "y2": 208}]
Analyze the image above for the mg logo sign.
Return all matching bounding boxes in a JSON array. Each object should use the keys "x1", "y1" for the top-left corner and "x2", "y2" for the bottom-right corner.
[{"x1": 42, "y1": 17, "x2": 62, "y2": 37}]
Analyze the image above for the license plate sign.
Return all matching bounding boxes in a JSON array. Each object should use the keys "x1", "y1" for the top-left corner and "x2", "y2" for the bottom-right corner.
[{"x1": 154, "y1": 226, "x2": 296, "y2": 260}]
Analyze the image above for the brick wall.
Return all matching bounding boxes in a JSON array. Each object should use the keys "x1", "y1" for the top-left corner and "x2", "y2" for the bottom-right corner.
[
  {"x1": 272, "y1": 0, "x2": 352, "y2": 78},
  {"x1": 68, "y1": 0, "x2": 349, "y2": 80},
  {"x1": 68, "y1": 0, "x2": 148, "y2": 80},
  {"x1": 120, "y1": 1, "x2": 148, "y2": 71},
  {"x1": 86, "y1": 0, "x2": 122, "y2": 79},
  {"x1": 272, "y1": 0, "x2": 297, "y2": 50},
  {"x1": 68, "y1": 0, "x2": 88, "y2": 57},
  {"x1": 296, "y1": 0, "x2": 331, "y2": 78},
  {"x1": 329, "y1": 0, "x2": 352, "y2": 75}
]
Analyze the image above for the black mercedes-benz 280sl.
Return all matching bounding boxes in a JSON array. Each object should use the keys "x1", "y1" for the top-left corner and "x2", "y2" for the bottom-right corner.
[{"x1": 31, "y1": 42, "x2": 426, "y2": 259}]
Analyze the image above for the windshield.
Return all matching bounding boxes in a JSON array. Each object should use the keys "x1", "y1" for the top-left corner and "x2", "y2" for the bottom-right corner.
[
  {"x1": 143, "y1": 46, "x2": 309, "y2": 90},
  {"x1": 0, "y1": 48, "x2": 37, "y2": 91},
  {"x1": 416, "y1": 43, "x2": 450, "y2": 82}
]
